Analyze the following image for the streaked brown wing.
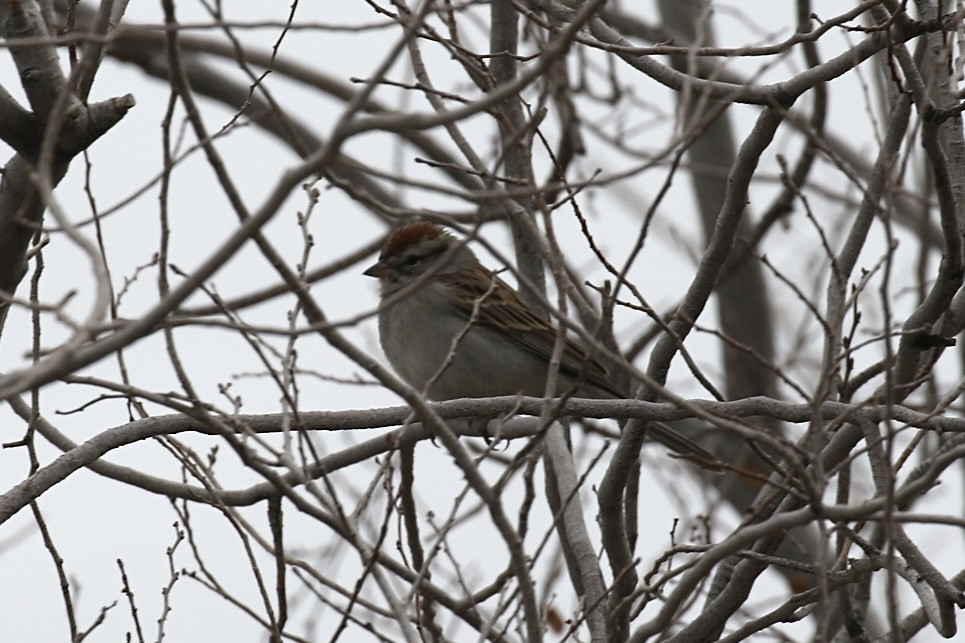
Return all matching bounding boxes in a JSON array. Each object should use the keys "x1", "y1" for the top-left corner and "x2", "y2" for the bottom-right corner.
[
  {"x1": 439, "y1": 269, "x2": 718, "y2": 462},
  {"x1": 439, "y1": 269, "x2": 619, "y2": 394}
]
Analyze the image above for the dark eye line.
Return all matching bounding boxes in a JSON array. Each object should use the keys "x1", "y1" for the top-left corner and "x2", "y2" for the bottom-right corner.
[
  {"x1": 394, "y1": 244, "x2": 448, "y2": 270},
  {"x1": 415, "y1": 245, "x2": 447, "y2": 264}
]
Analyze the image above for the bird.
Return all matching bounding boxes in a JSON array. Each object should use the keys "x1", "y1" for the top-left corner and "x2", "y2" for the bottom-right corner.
[{"x1": 364, "y1": 222, "x2": 709, "y2": 459}]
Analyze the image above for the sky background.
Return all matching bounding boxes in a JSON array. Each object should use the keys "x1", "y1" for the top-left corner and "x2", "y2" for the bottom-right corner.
[{"x1": 0, "y1": 2, "x2": 961, "y2": 641}]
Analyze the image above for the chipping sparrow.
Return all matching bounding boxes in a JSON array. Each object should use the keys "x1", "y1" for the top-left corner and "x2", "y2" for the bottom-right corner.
[{"x1": 364, "y1": 222, "x2": 707, "y2": 458}]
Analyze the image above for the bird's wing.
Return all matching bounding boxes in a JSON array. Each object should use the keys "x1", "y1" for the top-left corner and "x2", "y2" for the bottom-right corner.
[
  {"x1": 439, "y1": 269, "x2": 718, "y2": 463},
  {"x1": 439, "y1": 269, "x2": 619, "y2": 393}
]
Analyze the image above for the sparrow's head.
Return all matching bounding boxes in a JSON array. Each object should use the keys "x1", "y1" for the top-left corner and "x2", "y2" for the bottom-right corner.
[{"x1": 364, "y1": 223, "x2": 477, "y2": 295}]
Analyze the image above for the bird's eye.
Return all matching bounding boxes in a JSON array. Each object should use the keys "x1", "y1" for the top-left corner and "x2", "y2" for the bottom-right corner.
[{"x1": 403, "y1": 255, "x2": 421, "y2": 267}]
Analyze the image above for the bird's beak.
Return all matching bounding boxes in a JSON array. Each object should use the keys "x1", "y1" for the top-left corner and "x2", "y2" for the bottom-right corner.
[{"x1": 363, "y1": 261, "x2": 391, "y2": 279}]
